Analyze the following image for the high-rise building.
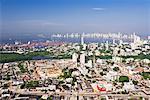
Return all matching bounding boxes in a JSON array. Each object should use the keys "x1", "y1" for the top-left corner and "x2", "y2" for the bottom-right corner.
[
  {"x1": 87, "y1": 60, "x2": 92, "y2": 68},
  {"x1": 92, "y1": 51, "x2": 96, "y2": 67},
  {"x1": 82, "y1": 44, "x2": 87, "y2": 50},
  {"x1": 80, "y1": 52, "x2": 85, "y2": 66},
  {"x1": 15, "y1": 41, "x2": 20, "y2": 45},
  {"x1": 81, "y1": 33, "x2": 84, "y2": 45},
  {"x1": 130, "y1": 43, "x2": 136, "y2": 50},
  {"x1": 133, "y1": 33, "x2": 140, "y2": 44},
  {"x1": 148, "y1": 36, "x2": 150, "y2": 40},
  {"x1": 119, "y1": 40, "x2": 123, "y2": 45},
  {"x1": 131, "y1": 32, "x2": 143, "y2": 49},
  {"x1": 72, "y1": 53, "x2": 78, "y2": 62},
  {"x1": 113, "y1": 39, "x2": 116, "y2": 44},
  {"x1": 105, "y1": 41, "x2": 109, "y2": 50},
  {"x1": 27, "y1": 41, "x2": 31, "y2": 45},
  {"x1": 113, "y1": 47, "x2": 119, "y2": 56}
]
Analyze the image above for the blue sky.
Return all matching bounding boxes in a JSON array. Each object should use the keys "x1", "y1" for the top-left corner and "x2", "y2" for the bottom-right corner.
[{"x1": 1, "y1": 0, "x2": 150, "y2": 35}]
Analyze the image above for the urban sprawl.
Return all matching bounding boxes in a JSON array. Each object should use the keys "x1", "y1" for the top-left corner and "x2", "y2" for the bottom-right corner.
[{"x1": 0, "y1": 33, "x2": 150, "y2": 100}]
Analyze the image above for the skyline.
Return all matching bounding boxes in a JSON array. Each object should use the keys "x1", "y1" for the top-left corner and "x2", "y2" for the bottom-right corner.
[
  {"x1": 1, "y1": 1, "x2": 150, "y2": 100},
  {"x1": 1, "y1": 0, "x2": 150, "y2": 35}
]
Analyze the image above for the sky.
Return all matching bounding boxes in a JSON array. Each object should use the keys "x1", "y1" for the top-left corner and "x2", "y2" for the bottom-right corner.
[{"x1": 1, "y1": 0, "x2": 150, "y2": 36}]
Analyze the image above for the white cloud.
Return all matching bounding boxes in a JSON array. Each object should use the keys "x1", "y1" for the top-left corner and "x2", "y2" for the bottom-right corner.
[{"x1": 92, "y1": 7, "x2": 105, "y2": 11}]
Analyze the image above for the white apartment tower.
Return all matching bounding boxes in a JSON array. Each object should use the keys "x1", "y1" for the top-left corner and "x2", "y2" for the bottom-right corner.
[
  {"x1": 133, "y1": 32, "x2": 141, "y2": 44},
  {"x1": 80, "y1": 53, "x2": 85, "y2": 66},
  {"x1": 81, "y1": 33, "x2": 84, "y2": 45},
  {"x1": 119, "y1": 40, "x2": 123, "y2": 45},
  {"x1": 105, "y1": 41, "x2": 109, "y2": 50},
  {"x1": 113, "y1": 39, "x2": 116, "y2": 44},
  {"x1": 72, "y1": 53, "x2": 78, "y2": 62}
]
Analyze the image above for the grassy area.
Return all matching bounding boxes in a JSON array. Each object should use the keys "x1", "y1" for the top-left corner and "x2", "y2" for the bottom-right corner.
[
  {"x1": 119, "y1": 76, "x2": 129, "y2": 82},
  {"x1": 88, "y1": 55, "x2": 112, "y2": 60},
  {"x1": 99, "y1": 49, "x2": 112, "y2": 53},
  {"x1": 120, "y1": 54, "x2": 150, "y2": 60},
  {"x1": 0, "y1": 51, "x2": 149, "y2": 63},
  {"x1": 0, "y1": 53, "x2": 30, "y2": 63},
  {"x1": 97, "y1": 55, "x2": 112, "y2": 59},
  {"x1": 20, "y1": 80, "x2": 39, "y2": 89},
  {"x1": 0, "y1": 51, "x2": 50, "y2": 63},
  {"x1": 140, "y1": 72, "x2": 150, "y2": 79},
  {"x1": 0, "y1": 51, "x2": 71, "y2": 63},
  {"x1": 95, "y1": 54, "x2": 150, "y2": 60}
]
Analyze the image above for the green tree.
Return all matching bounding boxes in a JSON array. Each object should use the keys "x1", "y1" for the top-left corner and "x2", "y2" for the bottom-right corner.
[
  {"x1": 132, "y1": 80, "x2": 138, "y2": 85},
  {"x1": 25, "y1": 80, "x2": 39, "y2": 88},
  {"x1": 119, "y1": 76, "x2": 129, "y2": 82},
  {"x1": 113, "y1": 67, "x2": 119, "y2": 71},
  {"x1": 141, "y1": 72, "x2": 150, "y2": 79},
  {"x1": 18, "y1": 63, "x2": 26, "y2": 73},
  {"x1": 6, "y1": 74, "x2": 10, "y2": 80}
]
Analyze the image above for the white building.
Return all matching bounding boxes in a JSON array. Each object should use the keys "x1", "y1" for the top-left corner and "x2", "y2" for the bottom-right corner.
[
  {"x1": 148, "y1": 36, "x2": 150, "y2": 40},
  {"x1": 133, "y1": 33, "x2": 141, "y2": 44},
  {"x1": 130, "y1": 43, "x2": 136, "y2": 50},
  {"x1": 112, "y1": 57, "x2": 122, "y2": 63},
  {"x1": 72, "y1": 71, "x2": 80, "y2": 76},
  {"x1": 78, "y1": 67, "x2": 88, "y2": 75},
  {"x1": 123, "y1": 82, "x2": 135, "y2": 91},
  {"x1": 81, "y1": 33, "x2": 84, "y2": 45},
  {"x1": 80, "y1": 53, "x2": 85, "y2": 66},
  {"x1": 113, "y1": 39, "x2": 116, "y2": 44},
  {"x1": 83, "y1": 44, "x2": 87, "y2": 50},
  {"x1": 119, "y1": 40, "x2": 123, "y2": 45},
  {"x1": 36, "y1": 85, "x2": 56, "y2": 90},
  {"x1": 86, "y1": 60, "x2": 92, "y2": 68},
  {"x1": 103, "y1": 71, "x2": 118, "y2": 81},
  {"x1": 113, "y1": 47, "x2": 119, "y2": 56},
  {"x1": 105, "y1": 41, "x2": 109, "y2": 50},
  {"x1": 72, "y1": 53, "x2": 78, "y2": 62}
]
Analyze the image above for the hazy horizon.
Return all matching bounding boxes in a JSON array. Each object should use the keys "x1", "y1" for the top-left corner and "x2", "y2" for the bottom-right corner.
[{"x1": 1, "y1": 0, "x2": 150, "y2": 36}]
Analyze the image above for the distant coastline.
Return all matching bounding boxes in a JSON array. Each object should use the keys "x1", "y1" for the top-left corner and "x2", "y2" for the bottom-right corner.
[{"x1": 1, "y1": 32, "x2": 149, "y2": 44}]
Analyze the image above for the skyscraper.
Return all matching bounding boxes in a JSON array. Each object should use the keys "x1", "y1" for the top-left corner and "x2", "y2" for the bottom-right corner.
[
  {"x1": 80, "y1": 52, "x2": 85, "y2": 66},
  {"x1": 81, "y1": 33, "x2": 84, "y2": 45},
  {"x1": 105, "y1": 41, "x2": 109, "y2": 50},
  {"x1": 92, "y1": 51, "x2": 96, "y2": 67},
  {"x1": 113, "y1": 39, "x2": 116, "y2": 45},
  {"x1": 119, "y1": 40, "x2": 123, "y2": 45},
  {"x1": 72, "y1": 53, "x2": 78, "y2": 62}
]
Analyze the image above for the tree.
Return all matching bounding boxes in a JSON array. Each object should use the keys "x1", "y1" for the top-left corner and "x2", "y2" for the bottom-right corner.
[
  {"x1": 47, "y1": 97, "x2": 53, "y2": 100},
  {"x1": 113, "y1": 67, "x2": 119, "y2": 71},
  {"x1": 132, "y1": 80, "x2": 138, "y2": 85},
  {"x1": 6, "y1": 74, "x2": 10, "y2": 80},
  {"x1": 92, "y1": 80, "x2": 96, "y2": 83},
  {"x1": 18, "y1": 63, "x2": 26, "y2": 73},
  {"x1": 25, "y1": 80, "x2": 39, "y2": 88},
  {"x1": 122, "y1": 59, "x2": 126, "y2": 63},
  {"x1": 141, "y1": 72, "x2": 150, "y2": 79},
  {"x1": 103, "y1": 68, "x2": 107, "y2": 71},
  {"x1": 59, "y1": 80, "x2": 65, "y2": 84},
  {"x1": 20, "y1": 84, "x2": 25, "y2": 89},
  {"x1": 119, "y1": 76, "x2": 129, "y2": 82},
  {"x1": 100, "y1": 72, "x2": 105, "y2": 76}
]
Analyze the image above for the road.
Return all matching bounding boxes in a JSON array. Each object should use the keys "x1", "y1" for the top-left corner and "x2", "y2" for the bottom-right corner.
[{"x1": 9, "y1": 88, "x2": 150, "y2": 98}]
